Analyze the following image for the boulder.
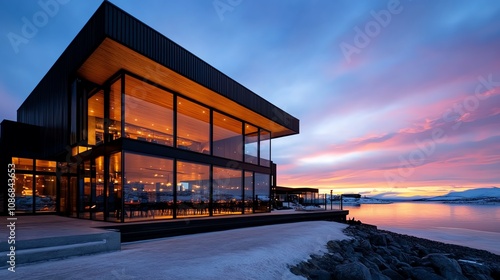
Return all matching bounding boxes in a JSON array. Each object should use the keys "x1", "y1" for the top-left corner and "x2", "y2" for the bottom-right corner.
[
  {"x1": 307, "y1": 269, "x2": 331, "y2": 280},
  {"x1": 369, "y1": 268, "x2": 391, "y2": 280},
  {"x1": 370, "y1": 233, "x2": 388, "y2": 247},
  {"x1": 328, "y1": 252, "x2": 344, "y2": 263},
  {"x1": 459, "y1": 260, "x2": 493, "y2": 280},
  {"x1": 405, "y1": 266, "x2": 446, "y2": 280},
  {"x1": 423, "y1": 254, "x2": 467, "y2": 280},
  {"x1": 380, "y1": 268, "x2": 405, "y2": 280},
  {"x1": 333, "y1": 262, "x2": 372, "y2": 280}
]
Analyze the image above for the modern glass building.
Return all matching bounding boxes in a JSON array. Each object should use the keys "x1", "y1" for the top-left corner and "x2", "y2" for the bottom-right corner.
[{"x1": 0, "y1": 2, "x2": 299, "y2": 222}]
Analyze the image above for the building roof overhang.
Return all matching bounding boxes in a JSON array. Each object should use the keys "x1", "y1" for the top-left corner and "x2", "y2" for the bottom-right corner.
[
  {"x1": 18, "y1": 1, "x2": 298, "y2": 139},
  {"x1": 77, "y1": 37, "x2": 296, "y2": 137}
]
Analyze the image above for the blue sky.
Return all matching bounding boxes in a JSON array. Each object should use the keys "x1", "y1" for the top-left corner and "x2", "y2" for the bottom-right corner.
[{"x1": 1, "y1": 0, "x2": 499, "y2": 197}]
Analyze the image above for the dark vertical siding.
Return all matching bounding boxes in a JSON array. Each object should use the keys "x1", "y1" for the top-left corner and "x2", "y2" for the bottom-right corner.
[
  {"x1": 15, "y1": 1, "x2": 297, "y2": 161},
  {"x1": 16, "y1": 5, "x2": 107, "y2": 157},
  {"x1": 102, "y1": 3, "x2": 298, "y2": 134}
]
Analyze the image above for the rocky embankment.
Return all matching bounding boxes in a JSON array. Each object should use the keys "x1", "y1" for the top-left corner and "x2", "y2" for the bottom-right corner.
[{"x1": 291, "y1": 224, "x2": 500, "y2": 280}]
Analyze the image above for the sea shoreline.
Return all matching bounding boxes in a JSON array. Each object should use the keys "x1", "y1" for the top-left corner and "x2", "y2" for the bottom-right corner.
[{"x1": 291, "y1": 223, "x2": 500, "y2": 280}]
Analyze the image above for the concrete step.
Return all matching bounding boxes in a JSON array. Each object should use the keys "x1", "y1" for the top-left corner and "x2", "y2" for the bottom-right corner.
[{"x1": 0, "y1": 231, "x2": 120, "y2": 267}]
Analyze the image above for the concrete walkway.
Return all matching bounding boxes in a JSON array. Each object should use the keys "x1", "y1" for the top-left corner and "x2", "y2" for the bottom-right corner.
[{"x1": 0, "y1": 221, "x2": 348, "y2": 279}]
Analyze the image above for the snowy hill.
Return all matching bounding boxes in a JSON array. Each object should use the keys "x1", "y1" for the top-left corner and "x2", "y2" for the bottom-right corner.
[{"x1": 425, "y1": 187, "x2": 500, "y2": 204}]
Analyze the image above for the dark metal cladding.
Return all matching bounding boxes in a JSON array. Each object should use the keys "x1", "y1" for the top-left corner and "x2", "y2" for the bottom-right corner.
[
  {"x1": 16, "y1": 1, "x2": 299, "y2": 158},
  {"x1": 16, "y1": 6, "x2": 107, "y2": 158},
  {"x1": 101, "y1": 3, "x2": 299, "y2": 134}
]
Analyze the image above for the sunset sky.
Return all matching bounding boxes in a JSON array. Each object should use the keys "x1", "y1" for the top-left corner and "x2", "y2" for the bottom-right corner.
[{"x1": 1, "y1": 1, "x2": 499, "y2": 198}]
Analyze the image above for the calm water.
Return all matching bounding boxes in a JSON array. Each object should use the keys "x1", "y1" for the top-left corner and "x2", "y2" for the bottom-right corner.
[{"x1": 344, "y1": 202, "x2": 500, "y2": 254}]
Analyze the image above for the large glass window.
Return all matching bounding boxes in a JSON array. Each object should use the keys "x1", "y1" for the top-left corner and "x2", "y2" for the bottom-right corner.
[
  {"x1": 109, "y1": 79, "x2": 122, "y2": 140},
  {"x1": 109, "y1": 152, "x2": 122, "y2": 221},
  {"x1": 35, "y1": 175, "x2": 56, "y2": 212},
  {"x1": 36, "y1": 160, "x2": 56, "y2": 172},
  {"x1": 177, "y1": 97, "x2": 210, "y2": 153},
  {"x1": 15, "y1": 174, "x2": 33, "y2": 213},
  {"x1": 59, "y1": 175, "x2": 68, "y2": 214},
  {"x1": 124, "y1": 75, "x2": 174, "y2": 146},
  {"x1": 259, "y1": 129, "x2": 271, "y2": 167},
  {"x1": 80, "y1": 160, "x2": 92, "y2": 219},
  {"x1": 213, "y1": 167, "x2": 242, "y2": 215},
  {"x1": 176, "y1": 161, "x2": 210, "y2": 217},
  {"x1": 124, "y1": 152, "x2": 174, "y2": 221},
  {"x1": 213, "y1": 112, "x2": 243, "y2": 161},
  {"x1": 244, "y1": 124, "x2": 259, "y2": 164},
  {"x1": 12, "y1": 157, "x2": 33, "y2": 171},
  {"x1": 88, "y1": 90, "x2": 104, "y2": 145},
  {"x1": 94, "y1": 156, "x2": 105, "y2": 220},
  {"x1": 244, "y1": 171, "x2": 254, "y2": 213},
  {"x1": 254, "y1": 173, "x2": 270, "y2": 212}
]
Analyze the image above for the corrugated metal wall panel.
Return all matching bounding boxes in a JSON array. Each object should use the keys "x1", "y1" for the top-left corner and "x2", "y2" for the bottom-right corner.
[
  {"x1": 102, "y1": 2, "x2": 298, "y2": 134},
  {"x1": 16, "y1": 4, "x2": 107, "y2": 157},
  {"x1": 14, "y1": 1, "x2": 298, "y2": 161}
]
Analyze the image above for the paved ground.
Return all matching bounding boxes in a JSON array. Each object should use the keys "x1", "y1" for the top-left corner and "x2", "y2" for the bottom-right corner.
[
  {"x1": 0, "y1": 221, "x2": 347, "y2": 279},
  {"x1": 1, "y1": 215, "x2": 112, "y2": 241}
]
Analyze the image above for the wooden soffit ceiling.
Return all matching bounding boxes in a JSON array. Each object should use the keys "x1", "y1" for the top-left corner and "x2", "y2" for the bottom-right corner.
[{"x1": 77, "y1": 38, "x2": 293, "y2": 137}]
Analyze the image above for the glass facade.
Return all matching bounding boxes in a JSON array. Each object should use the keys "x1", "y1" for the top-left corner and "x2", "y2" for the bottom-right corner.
[
  {"x1": 15, "y1": 174, "x2": 33, "y2": 212},
  {"x1": 13, "y1": 72, "x2": 276, "y2": 221},
  {"x1": 213, "y1": 112, "x2": 243, "y2": 161},
  {"x1": 176, "y1": 161, "x2": 210, "y2": 217},
  {"x1": 124, "y1": 75, "x2": 174, "y2": 146},
  {"x1": 87, "y1": 90, "x2": 104, "y2": 146},
  {"x1": 259, "y1": 130, "x2": 271, "y2": 167},
  {"x1": 35, "y1": 175, "x2": 56, "y2": 212},
  {"x1": 124, "y1": 152, "x2": 174, "y2": 221},
  {"x1": 244, "y1": 171, "x2": 254, "y2": 213},
  {"x1": 36, "y1": 160, "x2": 57, "y2": 172},
  {"x1": 244, "y1": 124, "x2": 259, "y2": 164},
  {"x1": 213, "y1": 167, "x2": 242, "y2": 215},
  {"x1": 109, "y1": 152, "x2": 122, "y2": 220},
  {"x1": 12, "y1": 157, "x2": 33, "y2": 171},
  {"x1": 109, "y1": 79, "x2": 121, "y2": 140},
  {"x1": 255, "y1": 173, "x2": 270, "y2": 212},
  {"x1": 12, "y1": 158, "x2": 57, "y2": 213},
  {"x1": 177, "y1": 97, "x2": 210, "y2": 153}
]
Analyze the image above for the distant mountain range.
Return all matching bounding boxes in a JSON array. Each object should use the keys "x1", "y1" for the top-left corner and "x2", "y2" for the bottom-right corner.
[
  {"x1": 368, "y1": 187, "x2": 500, "y2": 204},
  {"x1": 418, "y1": 187, "x2": 500, "y2": 204}
]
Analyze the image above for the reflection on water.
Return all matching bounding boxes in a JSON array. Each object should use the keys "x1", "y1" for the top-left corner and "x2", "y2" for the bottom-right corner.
[{"x1": 345, "y1": 202, "x2": 500, "y2": 233}]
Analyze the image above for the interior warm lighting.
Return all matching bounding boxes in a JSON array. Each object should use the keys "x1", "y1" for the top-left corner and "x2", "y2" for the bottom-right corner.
[{"x1": 134, "y1": 118, "x2": 138, "y2": 121}]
